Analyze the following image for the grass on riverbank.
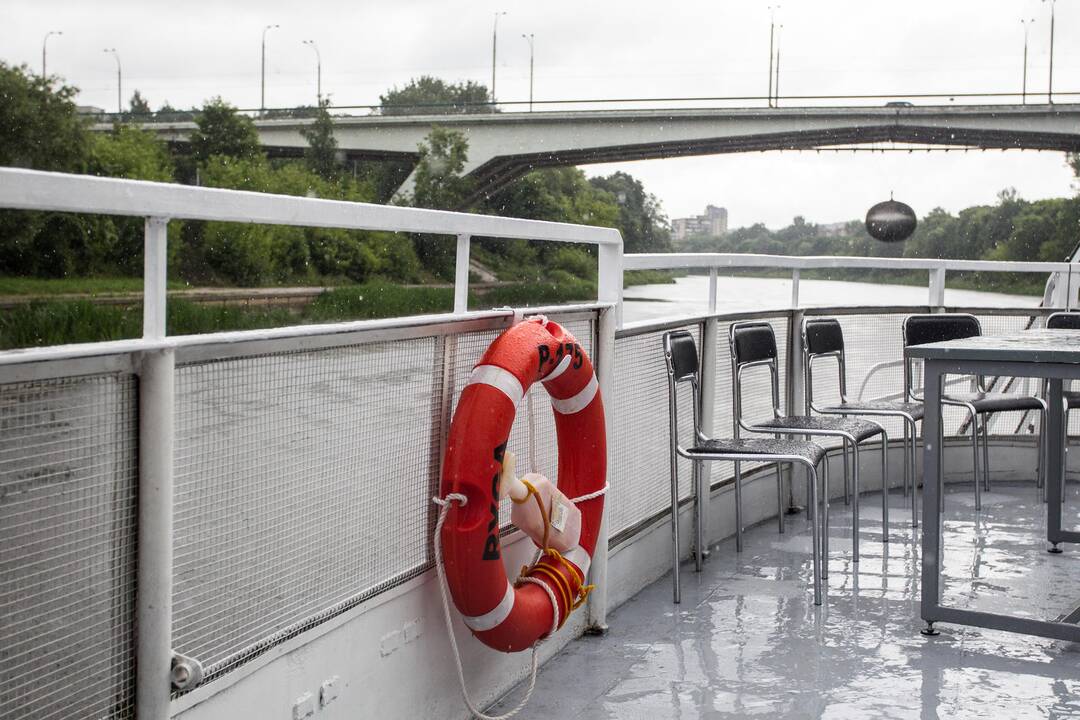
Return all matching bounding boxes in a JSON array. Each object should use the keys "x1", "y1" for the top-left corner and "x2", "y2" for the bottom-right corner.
[
  {"x1": 0, "y1": 276, "x2": 192, "y2": 296},
  {"x1": 0, "y1": 279, "x2": 603, "y2": 350}
]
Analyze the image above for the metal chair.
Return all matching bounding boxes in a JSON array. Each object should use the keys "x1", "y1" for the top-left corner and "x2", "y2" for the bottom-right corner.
[
  {"x1": 729, "y1": 321, "x2": 888, "y2": 566},
  {"x1": 664, "y1": 329, "x2": 828, "y2": 606},
  {"x1": 902, "y1": 313, "x2": 1047, "y2": 511},
  {"x1": 802, "y1": 317, "x2": 923, "y2": 528}
]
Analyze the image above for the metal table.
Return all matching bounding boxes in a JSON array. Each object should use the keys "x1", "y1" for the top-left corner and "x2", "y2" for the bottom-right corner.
[{"x1": 909, "y1": 329, "x2": 1080, "y2": 641}]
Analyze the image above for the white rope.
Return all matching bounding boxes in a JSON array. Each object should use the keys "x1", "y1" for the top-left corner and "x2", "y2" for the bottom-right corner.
[
  {"x1": 527, "y1": 389, "x2": 538, "y2": 475},
  {"x1": 568, "y1": 482, "x2": 609, "y2": 504},
  {"x1": 431, "y1": 494, "x2": 558, "y2": 720}
]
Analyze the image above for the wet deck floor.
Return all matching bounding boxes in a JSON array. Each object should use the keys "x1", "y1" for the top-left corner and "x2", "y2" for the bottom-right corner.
[{"x1": 490, "y1": 483, "x2": 1080, "y2": 719}]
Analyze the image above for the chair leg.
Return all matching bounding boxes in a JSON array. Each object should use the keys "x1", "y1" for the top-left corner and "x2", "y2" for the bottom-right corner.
[
  {"x1": 910, "y1": 419, "x2": 919, "y2": 529},
  {"x1": 821, "y1": 458, "x2": 830, "y2": 580},
  {"x1": 842, "y1": 439, "x2": 851, "y2": 506},
  {"x1": 968, "y1": 406, "x2": 981, "y2": 512},
  {"x1": 693, "y1": 459, "x2": 704, "y2": 573},
  {"x1": 852, "y1": 442, "x2": 861, "y2": 564},
  {"x1": 734, "y1": 460, "x2": 743, "y2": 553},
  {"x1": 670, "y1": 447, "x2": 681, "y2": 604},
  {"x1": 776, "y1": 462, "x2": 785, "y2": 534},
  {"x1": 902, "y1": 422, "x2": 910, "y2": 499},
  {"x1": 881, "y1": 429, "x2": 889, "y2": 543},
  {"x1": 981, "y1": 413, "x2": 991, "y2": 493},
  {"x1": 810, "y1": 463, "x2": 822, "y2": 606}
]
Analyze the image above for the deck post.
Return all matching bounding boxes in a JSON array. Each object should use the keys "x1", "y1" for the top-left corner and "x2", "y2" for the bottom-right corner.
[
  {"x1": 454, "y1": 234, "x2": 470, "y2": 314},
  {"x1": 788, "y1": 308, "x2": 806, "y2": 507},
  {"x1": 697, "y1": 316, "x2": 719, "y2": 563},
  {"x1": 790, "y1": 269, "x2": 800, "y2": 308},
  {"x1": 929, "y1": 267, "x2": 947, "y2": 310},
  {"x1": 136, "y1": 347, "x2": 175, "y2": 720},
  {"x1": 588, "y1": 241, "x2": 622, "y2": 631},
  {"x1": 143, "y1": 217, "x2": 169, "y2": 339}
]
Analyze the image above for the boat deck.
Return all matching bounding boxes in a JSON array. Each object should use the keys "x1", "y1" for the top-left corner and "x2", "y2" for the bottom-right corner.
[{"x1": 491, "y1": 483, "x2": 1080, "y2": 719}]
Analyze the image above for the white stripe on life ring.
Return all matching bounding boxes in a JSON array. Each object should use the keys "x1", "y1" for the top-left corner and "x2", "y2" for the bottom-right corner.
[
  {"x1": 468, "y1": 365, "x2": 524, "y2": 407},
  {"x1": 462, "y1": 580, "x2": 515, "y2": 632},
  {"x1": 544, "y1": 354, "x2": 572, "y2": 382},
  {"x1": 548, "y1": 373, "x2": 598, "y2": 415},
  {"x1": 563, "y1": 545, "x2": 591, "y2": 579}
]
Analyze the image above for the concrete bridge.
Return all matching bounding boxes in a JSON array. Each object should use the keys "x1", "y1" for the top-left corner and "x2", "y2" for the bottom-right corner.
[{"x1": 129, "y1": 104, "x2": 1080, "y2": 203}]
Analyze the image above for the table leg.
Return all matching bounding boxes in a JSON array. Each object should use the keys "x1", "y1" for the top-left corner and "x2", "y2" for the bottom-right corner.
[
  {"x1": 1048, "y1": 378, "x2": 1065, "y2": 553},
  {"x1": 921, "y1": 360, "x2": 943, "y2": 635}
]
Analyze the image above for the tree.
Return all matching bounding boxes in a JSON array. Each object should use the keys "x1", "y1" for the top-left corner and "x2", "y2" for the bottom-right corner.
[
  {"x1": 380, "y1": 76, "x2": 494, "y2": 115},
  {"x1": 128, "y1": 90, "x2": 151, "y2": 118},
  {"x1": 0, "y1": 62, "x2": 88, "y2": 170},
  {"x1": 411, "y1": 126, "x2": 472, "y2": 210},
  {"x1": 301, "y1": 100, "x2": 340, "y2": 180},
  {"x1": 189, "y1": 97, "x2": 262, "y2": 164},
  {"x1": 588, "y1": 172, "x2": 673, "y2": 253}
]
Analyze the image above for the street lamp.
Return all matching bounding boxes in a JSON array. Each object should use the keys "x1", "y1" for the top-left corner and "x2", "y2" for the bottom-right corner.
[
  {"x1": 767, "y1": 5, "x2": 780, "y2": 107},
  {"x1": 1042, "y1": 0, "x2": 1056, "y2": 104},
  {"x1": 521, "y1": 33, "x2": 534, "y2": 111},
  {"x1": 42, "y1": 30, "x2": 62, "y2": 78},
  {"x1": 103, "y1": 48, "x2": 121, "y2": 114},
  {"x1": 1021, "y1": 18, "x2": 1036, "y2": 104},
  {"x1": 491, "y1": 11, "x2": 507, "y2": 107},
  {"x1": 774, "y1": 25, "x2": 783, "y2": 108},
  {"x1": 302, "y1": 39, "x2": 322, "y2": 106},
  {"x1": 261, "y1": 24, "x2": 280, "y2": 115}
]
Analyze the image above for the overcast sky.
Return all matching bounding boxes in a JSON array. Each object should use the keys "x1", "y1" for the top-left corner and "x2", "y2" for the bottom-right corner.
[{"x1": 4, "y1": 0, "x2": 1078, "y2": 228}]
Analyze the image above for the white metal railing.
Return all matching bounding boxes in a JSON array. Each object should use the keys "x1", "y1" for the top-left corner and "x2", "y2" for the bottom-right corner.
[
  {"x1": 0, "y1": 168, "x2": 624, "y2": 720},
  {"x1": 624, "y1": 252, "x2": 1078, "y2": 310}
]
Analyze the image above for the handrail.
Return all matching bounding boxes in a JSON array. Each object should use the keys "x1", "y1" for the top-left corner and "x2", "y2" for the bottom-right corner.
[{"x1": 625, "y1": 252, "x2": 1073, "y2": 274}]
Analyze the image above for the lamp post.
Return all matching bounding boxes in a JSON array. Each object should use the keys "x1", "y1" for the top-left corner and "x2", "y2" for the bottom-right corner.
[
  {"x1": 302, "y1": 39, "x2": 322, "y2": 106},
  {"x1": 774, "y1": 25, "x2": 783, "y2": 108},
  {"x1": 103, "y1": 48, "x2": 121, "y2": 114},
  {"x1": 1022, "y1": 18, "x2": 1035, "y2": 104},
  {"x1": 42, "y1": 30, "x2": 62, "y2": 78},
  {"x1": 521, "y1": 33, "x2": 534, "y2": 111},
  {"x1": 261, "y1": 24, "x2": 280, "y2": 115},
  {"x1": 1043, "y1": 0, "x2": 1056, "y2": 104},
  {"x1": 767, "y1": 5, "x2": 780, "y2": 107},
  {"x1": 491, "y1": 11, "x2": 507, "y2": 107}
]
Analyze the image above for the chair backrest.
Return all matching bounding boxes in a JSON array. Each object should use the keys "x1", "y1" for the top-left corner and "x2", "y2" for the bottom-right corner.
[
  {"x1": 663, "y1": 329, "x2": 698, "y2": 382},
  {"x1": 1047, "y1": 312, "x2": 1080, "y2": 330},
  {"x1": 902, "y1": 313, "x2": 981, "y2": 400},
  {"x1": 902, "y1": 313, "x2": 981, "y2": 347},
  {"x1": 662, "y1": 330, "x2": 701, "y2": 451},
  {"x1": 802, "y1": 317, "x2": 847, "y2": 409},
  {"x1": 729, "y1": 321, "x2": 781, "y2": 433}
]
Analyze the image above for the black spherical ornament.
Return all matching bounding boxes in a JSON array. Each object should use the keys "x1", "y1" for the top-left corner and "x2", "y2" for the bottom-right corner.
[{"x1": 865, "y1": 200, "x2": 917, "y2": 243}]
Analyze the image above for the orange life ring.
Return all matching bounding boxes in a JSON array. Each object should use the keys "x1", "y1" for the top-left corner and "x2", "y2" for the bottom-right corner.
[{"x1": 438, "y1": 317, "x2": 607, "y2": 653}]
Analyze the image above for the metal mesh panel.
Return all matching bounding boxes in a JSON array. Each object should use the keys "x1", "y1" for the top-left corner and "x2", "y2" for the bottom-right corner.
[
  {"x1": 0, "y1": 373, "x2": 138, "y2": 720},
  {"x1": 172, "y1": 313, "x2": 591, "y2": 681},
  {"x1": 173, "y1": 339, "x2": 443, "y2": 677},
  {"x1": 609, "y1": 324, "x2": 700, "y2": 539}
]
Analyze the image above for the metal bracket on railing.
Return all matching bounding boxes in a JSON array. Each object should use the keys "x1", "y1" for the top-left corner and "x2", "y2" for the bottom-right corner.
[{"x1": 171, "y1": 652, "x2": 204, "y2": 692}]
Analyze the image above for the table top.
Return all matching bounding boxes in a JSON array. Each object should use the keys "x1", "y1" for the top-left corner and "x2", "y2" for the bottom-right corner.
[{"x1": 905, "y1": 329, "x2": 1080, "y2": 364}]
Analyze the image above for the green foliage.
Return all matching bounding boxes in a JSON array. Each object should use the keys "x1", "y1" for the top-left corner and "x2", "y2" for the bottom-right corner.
[
  {"x1": 306, "y1": 281, "x2": 452, "y2": 321},
  {"x1": 191, "y1": 155, "x2": 418, "y2": 285},
  {"x1": 189, "y1": 97, "x2": 262, "y2": 164},
  {"x1": 90, "y1": 124, "x2": 174, "y2": 181},
  {"x1": 0, "y1": 62, "x2": 88, "y2": 171},
  {"x1": 588, "y1": 172, "x2": 673, "y2": 253},
  {"x1": 380, "y1": 76, "x2": 493, "y2": 115},
  {"x1": 301, "y1": 100, "x2": 340, "y2": 180},
  {"x1": 128, "y1": 90, "x2": 151, "y2": 118},
  {"x1": 475, "y1": 278, "x2": 596, "y2": 309},
  {"x1": 410, "y1": 126, "x2": 474, "y2": 279}
]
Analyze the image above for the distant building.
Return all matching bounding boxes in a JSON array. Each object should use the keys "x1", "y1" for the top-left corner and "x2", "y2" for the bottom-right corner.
[
  {"x1": 672, "y1": 205, "x2": 728, "y2": 244},
  {"x1": 818, "y1": 221, "x2": 851, "y2": 238}
]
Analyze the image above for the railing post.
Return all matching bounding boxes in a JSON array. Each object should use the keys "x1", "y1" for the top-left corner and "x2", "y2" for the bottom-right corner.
[
  {"x1": 137, "y1": 347, "x2": 175, "y2": 720},
  {"x1": 790, "y1": 269, "x2": 800, "y2": 308},
  {"x1": 708, "y1": 267, "x2": 718, "y2": 313},
  {"x1": 588, "y1": 241, "x2": 621, "y2": 631},
  {"x1": 143, "y1": 217, "x2": 169, "y2": 339},
  {"x1": 454, "y1": 234, "x2": 470, "y2": 314},
  {"x1": 1051, "y1": 270, "x2": 1071, "y2": 308},
  {"x1": 787, "y1": 308, "x2": 806, "y2": 507},
  {"x1": 929, "y1": 266, "x2": 946, "y2": 310},
  {"x1": 698, "y1": 317, "x2": 719, "y2": 557}
]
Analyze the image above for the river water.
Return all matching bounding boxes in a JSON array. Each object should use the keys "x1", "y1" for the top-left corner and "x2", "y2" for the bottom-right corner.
[{"x1": 622, "y1": 274, "x2": 1040, "y2": 324}]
